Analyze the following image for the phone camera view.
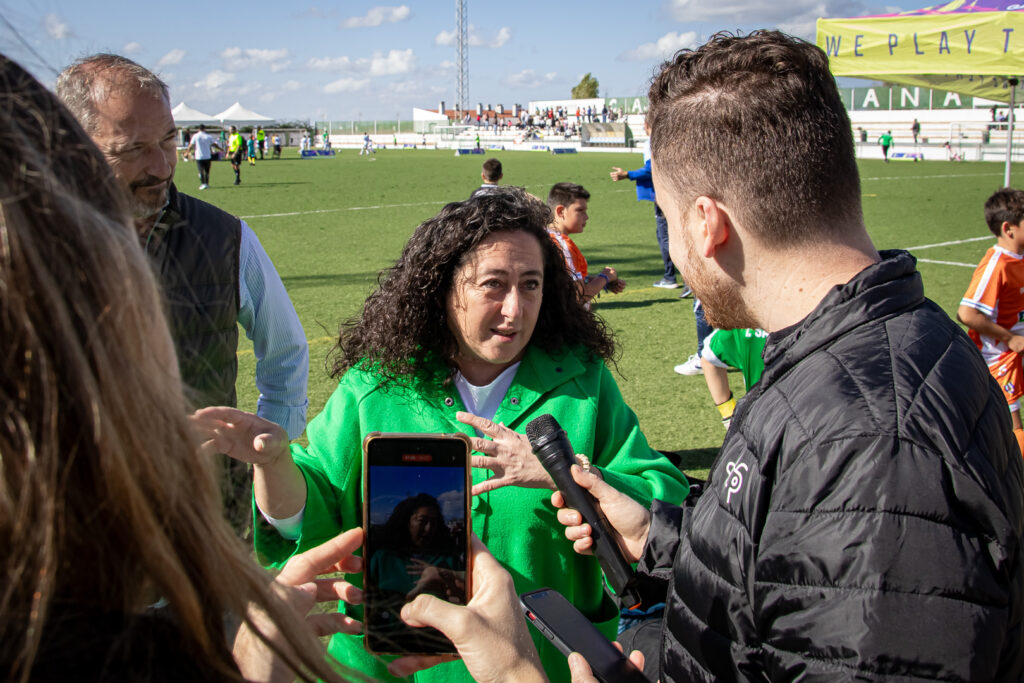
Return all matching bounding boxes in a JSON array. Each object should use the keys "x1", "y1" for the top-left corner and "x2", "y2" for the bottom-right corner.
[{"x1": 365, "y1": 440, "x2": 468, "y2": 654}]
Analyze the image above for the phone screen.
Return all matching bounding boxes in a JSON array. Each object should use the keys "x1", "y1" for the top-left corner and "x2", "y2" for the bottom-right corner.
[{"x1": 363, "y1": 434, "x2": 470, "y2": 654}]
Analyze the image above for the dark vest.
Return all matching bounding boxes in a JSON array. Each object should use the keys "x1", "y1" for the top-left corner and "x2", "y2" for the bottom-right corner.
[{"x1": 144, "y1": 184, "x2": 240, "y2": 409}]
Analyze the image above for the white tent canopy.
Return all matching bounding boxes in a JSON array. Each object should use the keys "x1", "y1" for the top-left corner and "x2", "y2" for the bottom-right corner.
[
  {"x1": 214, "y1": 102, "x2": 275, "y2": 126},
  {"x1": 413, "y1": 107, "x2": 449, "y2": 133},
  {"x1": 171, "y1": 102, "x2": 217, "y2": 127}
]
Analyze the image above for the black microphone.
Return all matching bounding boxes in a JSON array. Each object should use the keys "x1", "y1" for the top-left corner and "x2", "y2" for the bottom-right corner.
[{"x1": 526, "y1": 414, "x2": 641, "y2": 609}]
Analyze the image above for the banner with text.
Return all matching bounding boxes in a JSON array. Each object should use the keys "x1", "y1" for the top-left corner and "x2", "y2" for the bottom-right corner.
[{"x1": 817, "y1": 10, "x2": 1024, "y2": 102}]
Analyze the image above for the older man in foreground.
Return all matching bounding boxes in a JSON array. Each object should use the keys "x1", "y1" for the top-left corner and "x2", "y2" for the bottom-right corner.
[{"x1": 57, "y1": 55, "x2": 309, "y2": 537}]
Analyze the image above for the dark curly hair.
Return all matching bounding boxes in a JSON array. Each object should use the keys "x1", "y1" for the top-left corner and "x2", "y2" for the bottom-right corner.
[
  {"x1": 377, "y1": 494, "x2": 454, "y2": 554},
  {"x1": 331, "y1": 186, "x2": 616, "y2": 388}
]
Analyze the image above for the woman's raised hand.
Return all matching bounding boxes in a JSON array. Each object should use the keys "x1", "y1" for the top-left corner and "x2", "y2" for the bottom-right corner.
[
  {"x1": 457, "y1": 411, "x2": 555, "y2": 494},
  {"x1": 191, "y1": 406, "x2": 289, "y2": 466}
]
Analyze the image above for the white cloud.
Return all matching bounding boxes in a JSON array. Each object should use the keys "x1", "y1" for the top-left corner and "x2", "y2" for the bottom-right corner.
[
  {"x1": 341, "y1": 5, "x2": 411, "y2": 28},
  {"x1": 123, "y1": 41, "x2": 142, "y2": 54},
  {"x1": 307, "y1": 56, "x2": 354, "y2": 71},
  {"x1": 157, "y1": 49, "x2": 186, "y2": 66},
  {"x1": 282, "y1": 80, "x2": 303, "y2": 91},
  {"x1": 435, "y1": 29, "x2": 456, "y2": 46},
  {"x1": 306, "y1": 49, "x2": 414, "y2": 76},
  {"x1": 369, "y1": 49, "x2": 416, "y2": 76},
  {"x1": 323, "y1": 77, "x2": 370, "y2": 93},
  {"x1": 292, "y1": 6, "x2": 336, "y2": 19},
  {"x1": 505, "y1": 69, "x2": 558, "y2": 89},
  {"x1": 666, "y1": 0, "x2": 874, "y2": 38},
  {"x1": 44, "y1": 13, "x2": 69, "y2": 40},
  {"x1": 435, "y1": 24, "x2": 511, "y2": 48},
  {"x1": 193, "y1": 70, "x2": 234, "y2": 90},
  {"x1": 488, "y1": 27, "x2": 511, "y2": 48},
  {"x1": 620, "y1": 31, "x2": 698, "y2": 61},
  {"x1": 221, "y1": 47, "x2": 290, "y2": 71}
]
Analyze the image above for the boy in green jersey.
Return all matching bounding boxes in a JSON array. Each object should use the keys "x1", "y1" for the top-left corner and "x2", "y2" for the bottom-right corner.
[{"x1": 701, "y1": 327, "x2": 767, "y2": 429}]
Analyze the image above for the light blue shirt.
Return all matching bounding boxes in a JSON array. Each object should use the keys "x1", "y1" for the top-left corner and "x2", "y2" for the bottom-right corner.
[{"x1": 238, "y1": 221, "x2": 309, "y2": 439}]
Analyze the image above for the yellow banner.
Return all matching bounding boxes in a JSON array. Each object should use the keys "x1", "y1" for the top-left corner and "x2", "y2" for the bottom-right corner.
[{"x1": 817, "y1": 12, "x2": 1024, "y2": 101}]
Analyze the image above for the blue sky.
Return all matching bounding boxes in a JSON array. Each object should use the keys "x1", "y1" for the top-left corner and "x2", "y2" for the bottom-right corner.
[
  {"x1": 1, "y1": 0, "x2": 901, "y2": 122},
  {"x1": 368, "y1": 465, "x2": 466, "y2": 526}
]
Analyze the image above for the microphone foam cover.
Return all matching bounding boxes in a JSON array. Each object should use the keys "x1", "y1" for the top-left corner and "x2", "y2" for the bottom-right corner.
[{"x1": 525, "y1": 414, "x2": 561, "y2": 443}]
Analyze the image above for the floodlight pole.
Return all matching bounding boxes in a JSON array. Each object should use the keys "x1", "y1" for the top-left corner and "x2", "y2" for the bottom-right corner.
[
  {"x1": 456, "y1": 0, "x2": 468, "y2": 119},
  {"x1": 1005, "y1": 77, "x2": 1018, "y2": 188}
]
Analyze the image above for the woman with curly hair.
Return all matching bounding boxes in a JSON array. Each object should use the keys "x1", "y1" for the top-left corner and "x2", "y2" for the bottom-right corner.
[{"x1": 198, "y1": 187, "x2": 689, "y2": 682}]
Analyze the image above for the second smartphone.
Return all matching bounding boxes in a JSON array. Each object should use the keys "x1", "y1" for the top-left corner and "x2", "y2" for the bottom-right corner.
[
  {"x1": 362, "y1": 432, "x2": 472, "y2": 655},
  {"x1": 520, "y1": 588, "x2": 652, "y2": 683}
]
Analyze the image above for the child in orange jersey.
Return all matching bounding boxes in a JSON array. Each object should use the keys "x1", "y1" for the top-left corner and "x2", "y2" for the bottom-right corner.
[
  {"x1": 546, "y1": 182, "x2": 625, "y2": 302},
  {"x1": 958, "y1": 187, "x2": 1024, "y2": 454}
]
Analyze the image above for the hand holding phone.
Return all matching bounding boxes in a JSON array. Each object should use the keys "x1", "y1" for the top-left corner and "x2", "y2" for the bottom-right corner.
[
  {"x1": 388, "y1": 535, "x2": 546, "y2": 683},
  {"x1": 520, "y1": 588, "x2": 651, "y2": 683},
  {"x1": 233, "y1": 528, "x2": 364, "y2": 682}
]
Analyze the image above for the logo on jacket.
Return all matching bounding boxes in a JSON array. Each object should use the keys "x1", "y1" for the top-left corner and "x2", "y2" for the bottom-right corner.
[{"x1": 724, "y1": 460, "x2": 748, "y2": 504}]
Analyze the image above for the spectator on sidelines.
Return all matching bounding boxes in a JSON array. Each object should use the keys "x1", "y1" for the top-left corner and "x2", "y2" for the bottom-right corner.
[
  {"x1": 470, "y1": 157, "x2": 502, "y2": 198},
  {"x1": 546, "y1": 182, "x2": 626, "y2": 302},
  {"x1": 273, "y1": 133, "x2": 282, "y2": 158},
  {"x1": 256, "y1": 125, "x2": 266, "y2": 159},
  {"x1": 182, "y1": 123, "x2": 221, "y2": 190},
  {"x1": 957, "y1": 187, "x2": 1024, "y2": 454},
  {"x1": 57, "y1": 53, "x2": 309, "y2": 539}
]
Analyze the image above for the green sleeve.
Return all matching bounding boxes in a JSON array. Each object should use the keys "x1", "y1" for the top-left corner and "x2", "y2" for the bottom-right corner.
[
  {"x1": 590, "y1": 364, "x2": 690, "y2": 506},
  {"x1": 254, "y1": 377, "x2": 363, "y2": 569}
]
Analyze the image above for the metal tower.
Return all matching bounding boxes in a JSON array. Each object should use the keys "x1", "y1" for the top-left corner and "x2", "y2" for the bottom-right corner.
[{"x1": 456, "y1": 0, "x2": 468, "y2": 117}]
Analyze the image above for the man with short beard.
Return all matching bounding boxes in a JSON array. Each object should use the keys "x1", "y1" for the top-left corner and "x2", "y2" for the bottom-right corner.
[
  {"x1": 57, "y1": 54, "x2": 309, "y2": 540},
  {"x1": 557, "y1": 31, "x2": 1024, "y2": 681}
]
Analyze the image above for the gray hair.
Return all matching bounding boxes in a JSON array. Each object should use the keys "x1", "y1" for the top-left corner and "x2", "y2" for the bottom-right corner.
[{"x1": 56, "y1": 54, "x2": 169, "y2": 134}]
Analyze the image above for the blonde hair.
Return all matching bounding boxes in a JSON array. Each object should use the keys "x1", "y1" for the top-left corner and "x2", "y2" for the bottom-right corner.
[{"x1": 0, "y1": 55, "x2": 347, "y2": 682}]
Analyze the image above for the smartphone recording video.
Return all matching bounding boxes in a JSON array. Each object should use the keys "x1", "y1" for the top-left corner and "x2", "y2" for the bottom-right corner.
[{"x1": 362, "y1": 433, "x2": 472, "y2": 655}]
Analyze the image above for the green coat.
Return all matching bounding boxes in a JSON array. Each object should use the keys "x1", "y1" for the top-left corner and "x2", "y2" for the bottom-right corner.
[{"x1": 255, "y1": 345, "x2": 689, "y2": 683}]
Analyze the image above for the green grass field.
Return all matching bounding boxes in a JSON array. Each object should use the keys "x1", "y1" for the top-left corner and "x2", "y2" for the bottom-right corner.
[{"x1": 182, "y1": 149, "x2": 1022, "y2": 478}]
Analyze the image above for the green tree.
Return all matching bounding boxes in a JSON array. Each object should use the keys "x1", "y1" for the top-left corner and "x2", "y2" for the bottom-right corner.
[{"x1": 571, "y1": 73, "x2": 599, "y2": 99}]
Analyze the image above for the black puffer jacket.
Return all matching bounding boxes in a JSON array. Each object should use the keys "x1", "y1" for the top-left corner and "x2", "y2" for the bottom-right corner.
[{"x1": 641, "y1": 251, "x2": 1024, "y2": 681}]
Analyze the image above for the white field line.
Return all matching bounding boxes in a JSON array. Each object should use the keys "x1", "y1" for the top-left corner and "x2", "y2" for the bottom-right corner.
[
  {"x1": 916, "y1": 258, "x2": 976, "y2": 268},
  {"x1": 241, "y1": 171, "x2": 997, "y2": 221},
  {"x1": 902, "y1": 235, "x2": 992, "y2": 251},
  {"x1": 240, "y1": 187, "x2": 632, "y2": 220},
  {"x1": 862, "y1": 172, "x2": 1002, "y2": 181}
]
